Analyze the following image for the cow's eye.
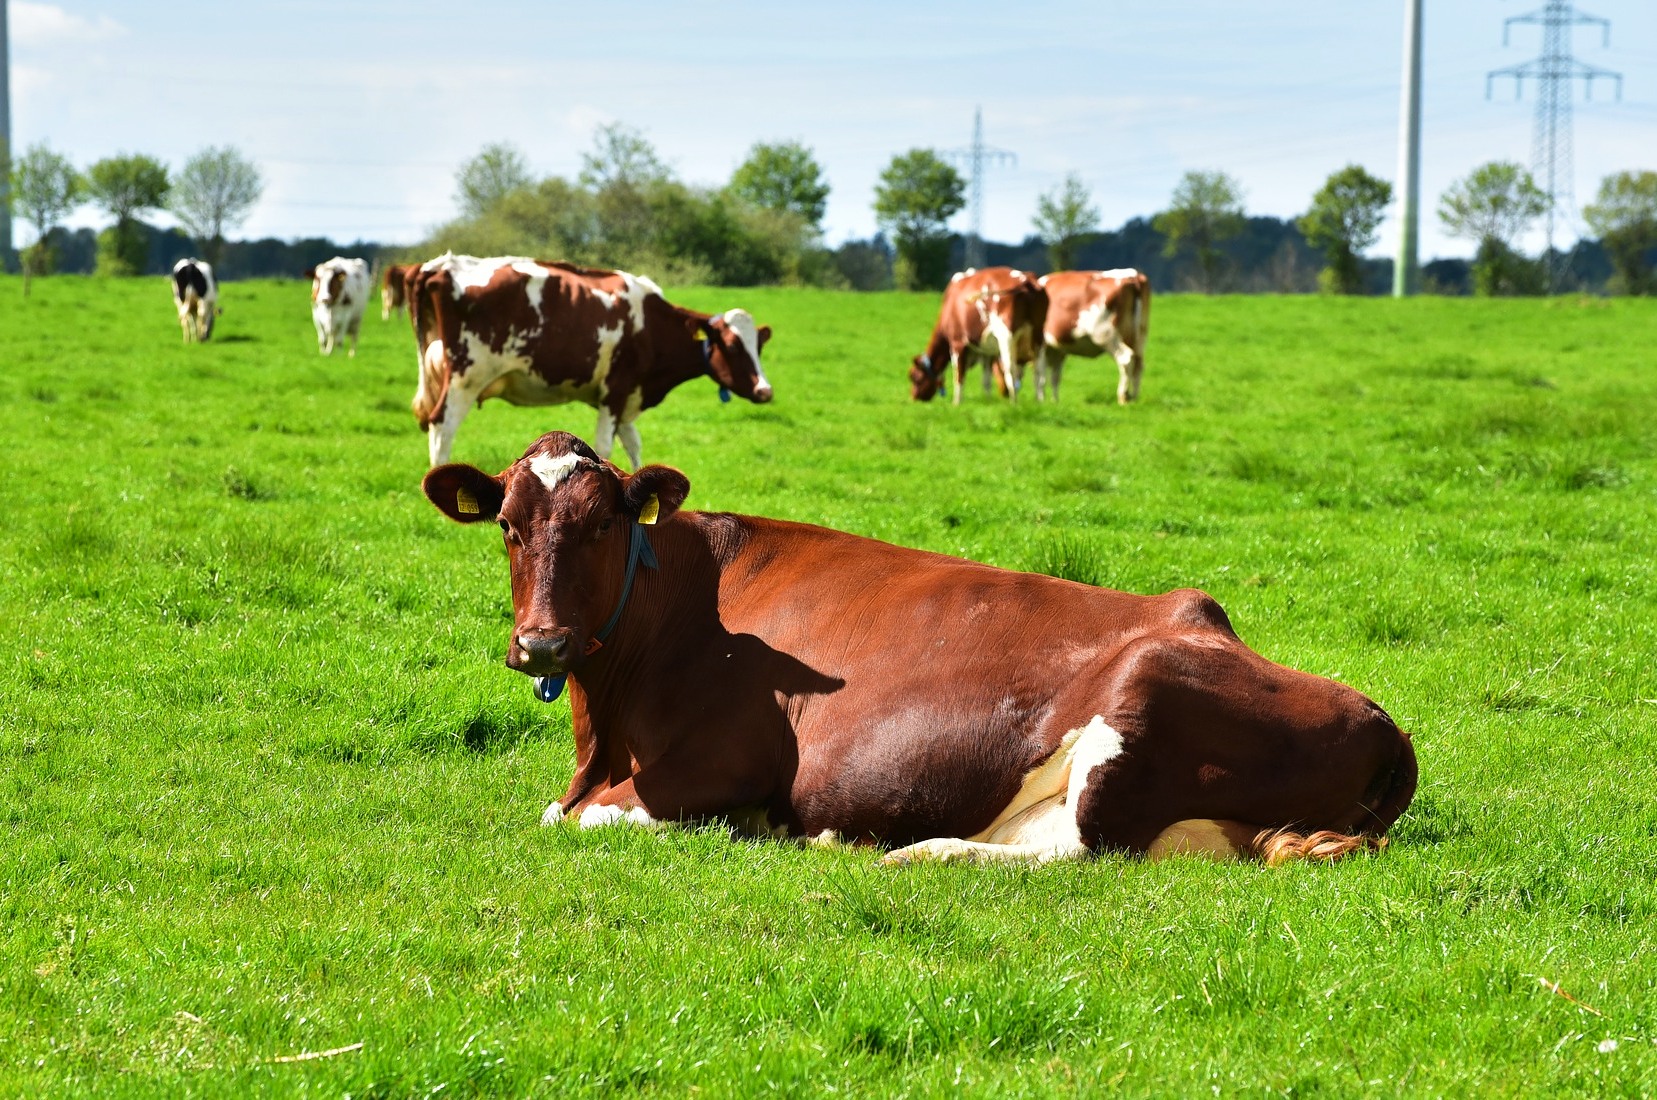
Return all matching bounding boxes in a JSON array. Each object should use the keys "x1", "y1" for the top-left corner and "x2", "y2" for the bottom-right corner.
[{"x1": 597, "y1": 517, "x2": 613, "y2": 537}]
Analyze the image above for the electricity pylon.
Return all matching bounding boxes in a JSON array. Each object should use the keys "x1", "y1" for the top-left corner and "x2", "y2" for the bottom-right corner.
[
  {"x1": 1487, "y1": 1, "x2": 1622, "y2": 286},
  {"x1": 945, "y1": 107, "x2": 1015, "y2": 270}
]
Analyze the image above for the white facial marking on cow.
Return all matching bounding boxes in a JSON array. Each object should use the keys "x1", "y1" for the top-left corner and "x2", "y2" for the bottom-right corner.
[
  {"x1": 721, "y1": 308, "x2": 770, "y2": 393},
  {"x1": 578, "y1": 804, "x2": 658, "y2": 829},
  {"x1": 541, "y1": 802, "x2": 565, "y2": 826},
  {"x1": 529, "y1": 452, "x2": 582, "y2": 492},
  {"x1": 880, "y1": 714, "x2": 1123, "y2": 866}
]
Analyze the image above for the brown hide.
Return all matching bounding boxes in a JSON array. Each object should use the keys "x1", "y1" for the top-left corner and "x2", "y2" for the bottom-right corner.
[
  {"x1": 425, "y1": 432, "x2": 1417, "y2": 854},
  {"x1": 911, "y1": 267, "x2": 1049, "y2": 401}
]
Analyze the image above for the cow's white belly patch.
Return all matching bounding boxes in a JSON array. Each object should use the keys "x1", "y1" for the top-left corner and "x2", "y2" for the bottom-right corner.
[{"x1": 881, "y1": 715, "x2": 1123, "y2": 866}]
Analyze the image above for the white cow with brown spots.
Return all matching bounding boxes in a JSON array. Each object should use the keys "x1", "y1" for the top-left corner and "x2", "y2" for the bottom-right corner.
[
  {"x1": 408, "y1": 254, "x2": 774, "y2": 468},
  {"x1": 311, "y1": 256, "x2": 372, "y2": 357}
]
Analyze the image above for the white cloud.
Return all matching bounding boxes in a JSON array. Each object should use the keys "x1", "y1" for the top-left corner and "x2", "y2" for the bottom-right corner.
[{"x1": 11, "y1": 2, "x2": 124, "y2": 48}]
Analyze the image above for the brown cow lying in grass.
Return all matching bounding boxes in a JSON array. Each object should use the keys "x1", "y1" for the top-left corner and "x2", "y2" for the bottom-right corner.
[{"x1": 424, "y1": 432, "x2": 1416, "y2": 865}]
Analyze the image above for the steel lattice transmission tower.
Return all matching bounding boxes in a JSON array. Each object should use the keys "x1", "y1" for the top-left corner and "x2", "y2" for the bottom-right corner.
[
  {"x1": 1487, "y1": 1, "x2": 1621, "y2": 280},
  {"x1": 944, "y1": 107, "x2": 1015, "y2": 270}
]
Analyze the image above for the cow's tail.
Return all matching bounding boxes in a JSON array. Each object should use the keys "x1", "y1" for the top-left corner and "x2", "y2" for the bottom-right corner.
[
  {"x1": 413, "y1": 339, "x2": 450, "y2": 430},
  {"x1": 1134, "y1": 273, "x2": 1150, "y2": 348},
  {"x1": 409, "y1": 269, "x2": 447, "y2": 428},
  {"x1": 1252, "y1": 727, "x2": 1418, "y2": 865}
]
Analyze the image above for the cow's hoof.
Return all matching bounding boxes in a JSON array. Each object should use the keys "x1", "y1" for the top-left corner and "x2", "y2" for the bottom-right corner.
[{"x1": 540, "y1": 801, "x2": 565, "y2": 826}]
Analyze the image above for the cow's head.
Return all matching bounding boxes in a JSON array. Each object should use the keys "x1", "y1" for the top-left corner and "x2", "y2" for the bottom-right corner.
[
  {"x1": 909, "y1": 354, "x2": 944, "y2": 402},
  {"x1": 313, "y1": 268, "x2": 346, "y2": 306},
  {"x1": 696, "y1": 309, "x2": 774, "y2": 403},
  {"x1": 422, "y1": 431, "x2": 690, "y2": 679}
]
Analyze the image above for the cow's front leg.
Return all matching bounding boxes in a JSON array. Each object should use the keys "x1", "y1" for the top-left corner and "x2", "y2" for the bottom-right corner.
[
  {"x1": 593, "y1": 407, "x2": 617, "y2": 460},
  {"x1": 427, "y1": 387, "x2": 474, "y2": 467},
  {"x1": 616, "y1": 420, "x2": 643, "y2": 471},
  {"x1": 561, "y1": 779, "x2": 662, "y2": 829}
]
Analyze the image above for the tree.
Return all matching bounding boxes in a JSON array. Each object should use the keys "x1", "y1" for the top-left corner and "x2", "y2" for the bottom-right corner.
[
  {"x1": 1032, "y1": 173, "x2": 1100, "y2": 272},
  {"x1": 1438, "y1": 161, "x2": 1548, "y2": 296},
  {"x1": 169, "y1": 146, "x2": 262, "y2": 269},
  {"x1": 873, "y1": 149, "x2": 965, "y2": 290},
  {"x1": 729, "y1": 140, "x2": 830, "y2": 229},
  {"x1": 1152, "y1": 170, "x2": 1245, "y2": 293},
  {"x1": 10, "y1": 143, "x2": 82, "y2": 292},
  {"x1": 579, "y1": 123, "x2": 670, "y2": 191},
  {"x1": 85, "y1": 154, "x2": 170, "y2": 276},
  {"x1": 1298, "y1": 165, "x2": 1393, "y2": 295},
  {"x1": 1583, "y1": 170, "x2": 1657, "y2": 296},
  {"x1": 455, "y1": 142, "x2": 533, "y2": 219}
]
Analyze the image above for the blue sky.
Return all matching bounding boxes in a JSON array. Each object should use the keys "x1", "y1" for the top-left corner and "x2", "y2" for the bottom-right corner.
[{"x1": 10, "y1": 0, "x2": 1656, "y2": 261}]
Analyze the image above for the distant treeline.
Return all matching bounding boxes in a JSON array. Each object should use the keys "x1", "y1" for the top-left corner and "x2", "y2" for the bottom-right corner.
[{"x1": 33, "y1": 212, "x2": 1621, "y2": 296}]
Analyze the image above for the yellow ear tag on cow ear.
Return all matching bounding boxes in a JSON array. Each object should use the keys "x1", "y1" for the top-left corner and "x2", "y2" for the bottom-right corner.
[
  {"x1": 638, "y1": 494, "x2": 660, "y2": 525},
  {"x1": 455, "y1": 486, "x2": 479, "y2": 515}
]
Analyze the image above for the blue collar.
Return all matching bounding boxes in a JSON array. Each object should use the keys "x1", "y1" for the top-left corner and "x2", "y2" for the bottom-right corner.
[
  {"x1": 533, "y1": 519, "x2": 658, "y2": 703},
  {"x1": 700, "y1": 337, "x2": 731, "y2": 402}
]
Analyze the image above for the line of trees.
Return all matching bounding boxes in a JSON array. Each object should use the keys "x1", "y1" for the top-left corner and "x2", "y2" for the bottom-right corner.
[
  {"x1": 1034, "y1": 161, "x2": 1655, "y2": 297},
  {"x1": 8, "y1": 143, "x2": 262, "y2": 292},
  {"x1": 9, "y1": 125, "x2": 1654, "y2": 296}
]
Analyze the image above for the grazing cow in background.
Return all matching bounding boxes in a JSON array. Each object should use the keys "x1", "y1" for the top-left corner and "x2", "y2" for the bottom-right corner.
[
  {"x1": 381, "y1": 262, "x2": 418, "y2": 320},
  {"x1": 311, "y1": 256, "x2": 371, "y2": 356},
  {"x1": 910, "y1": 267, "x2": 1048, "y2": 403},
  {"x1": 424, "y1": 431, "x2": 1418, "y2": 865},
  {"x1": 1039, "y1": 269, "x2": 1152, "y2": 404},
  {"x1": 409, "y1": 253, "x2": 773, "y2": 469},
  {"x1": 171, "y1": 259, "x2": 218, "y2": 344}
]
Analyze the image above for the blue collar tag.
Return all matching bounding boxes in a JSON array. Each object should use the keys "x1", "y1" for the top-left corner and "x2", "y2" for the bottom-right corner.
[
  {"x1": 718, "y1": 386, "x2": 731, "y2": 403},
  {"x1": 533, "y1": 674, "x2": 567, "y2": 703}
]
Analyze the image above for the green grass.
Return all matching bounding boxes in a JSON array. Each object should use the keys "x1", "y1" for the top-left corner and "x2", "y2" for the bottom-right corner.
[{"x1": 3, "y1": 276, "x2": 1655, "y2": 1096}]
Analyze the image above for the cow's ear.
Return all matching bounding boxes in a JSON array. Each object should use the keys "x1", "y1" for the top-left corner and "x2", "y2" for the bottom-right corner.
[
  {"x1": 423, "y1": 464, "x2": 504, "y2": 523},
  {"x1": 757, "y1": 325, "x2": 772, "y2": 351},
  {"x1": 623, "y1": 465, "x2": 690, "y2": 524}
]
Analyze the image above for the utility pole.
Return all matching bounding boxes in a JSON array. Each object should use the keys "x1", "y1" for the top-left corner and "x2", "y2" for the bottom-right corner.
[
  {"x1": 1487, "y1": 1, "x2": 1621, "y2": 288},
  {"x1": 1, "y1": 0, "x2": 13, "y2": 272},
  {"x1": 1393, "y1": 0, "x2": 1423, "y2": 297},
  {"x1": 944, "y1": 107, "x2": 1015, "y2": 270}
]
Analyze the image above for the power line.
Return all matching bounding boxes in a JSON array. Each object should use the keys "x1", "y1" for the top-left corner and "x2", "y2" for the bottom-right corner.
[
  {"x1": 1487, "y1": 1, "x2": 1623, "y2": 285},
  {"x1": 943, "y1": 107, "x2": 1015, "y2": 270}
]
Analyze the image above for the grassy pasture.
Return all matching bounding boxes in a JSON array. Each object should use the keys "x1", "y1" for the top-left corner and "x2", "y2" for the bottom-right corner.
[{"x1": 2, "y1": 274, "x2": 1655, "y2": 1097}]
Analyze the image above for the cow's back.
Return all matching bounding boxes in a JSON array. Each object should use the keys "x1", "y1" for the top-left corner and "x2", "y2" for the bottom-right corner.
[{"x1": 705, "y1": 514, "x2": 1235, "y2": 841}]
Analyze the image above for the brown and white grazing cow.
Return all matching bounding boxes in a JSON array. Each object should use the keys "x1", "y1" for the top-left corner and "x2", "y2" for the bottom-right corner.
[
  {"x1": 171, "y1": 258, "x2": 217, "y2": 344},
  {"x1": 423, "y1": 431, "x2": 1418, "y2": 865},
  {"x1": 311, "y1": 256, "x2": 371, "y2": 357},
  {"x1": 381, "y1": 262, "x2": 418, "y2": 321},
  {"x1": 1038, "y1": 269, "x2": 1151, "y2": 404},
  {"x1": 409, "y1": 254, "x2": 773, "y2": 469},
  {"x1": 910, "y1": 267, "x2": 1048, "y2": 404}
]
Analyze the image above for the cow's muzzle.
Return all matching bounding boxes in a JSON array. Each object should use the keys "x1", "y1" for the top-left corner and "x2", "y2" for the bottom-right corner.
[
  {"x1": 509, "y1": 628, "x2": 576, "y2": 675},
  {"x1": 753, "y1": 385, "x2": 774, "y2": 404}
]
